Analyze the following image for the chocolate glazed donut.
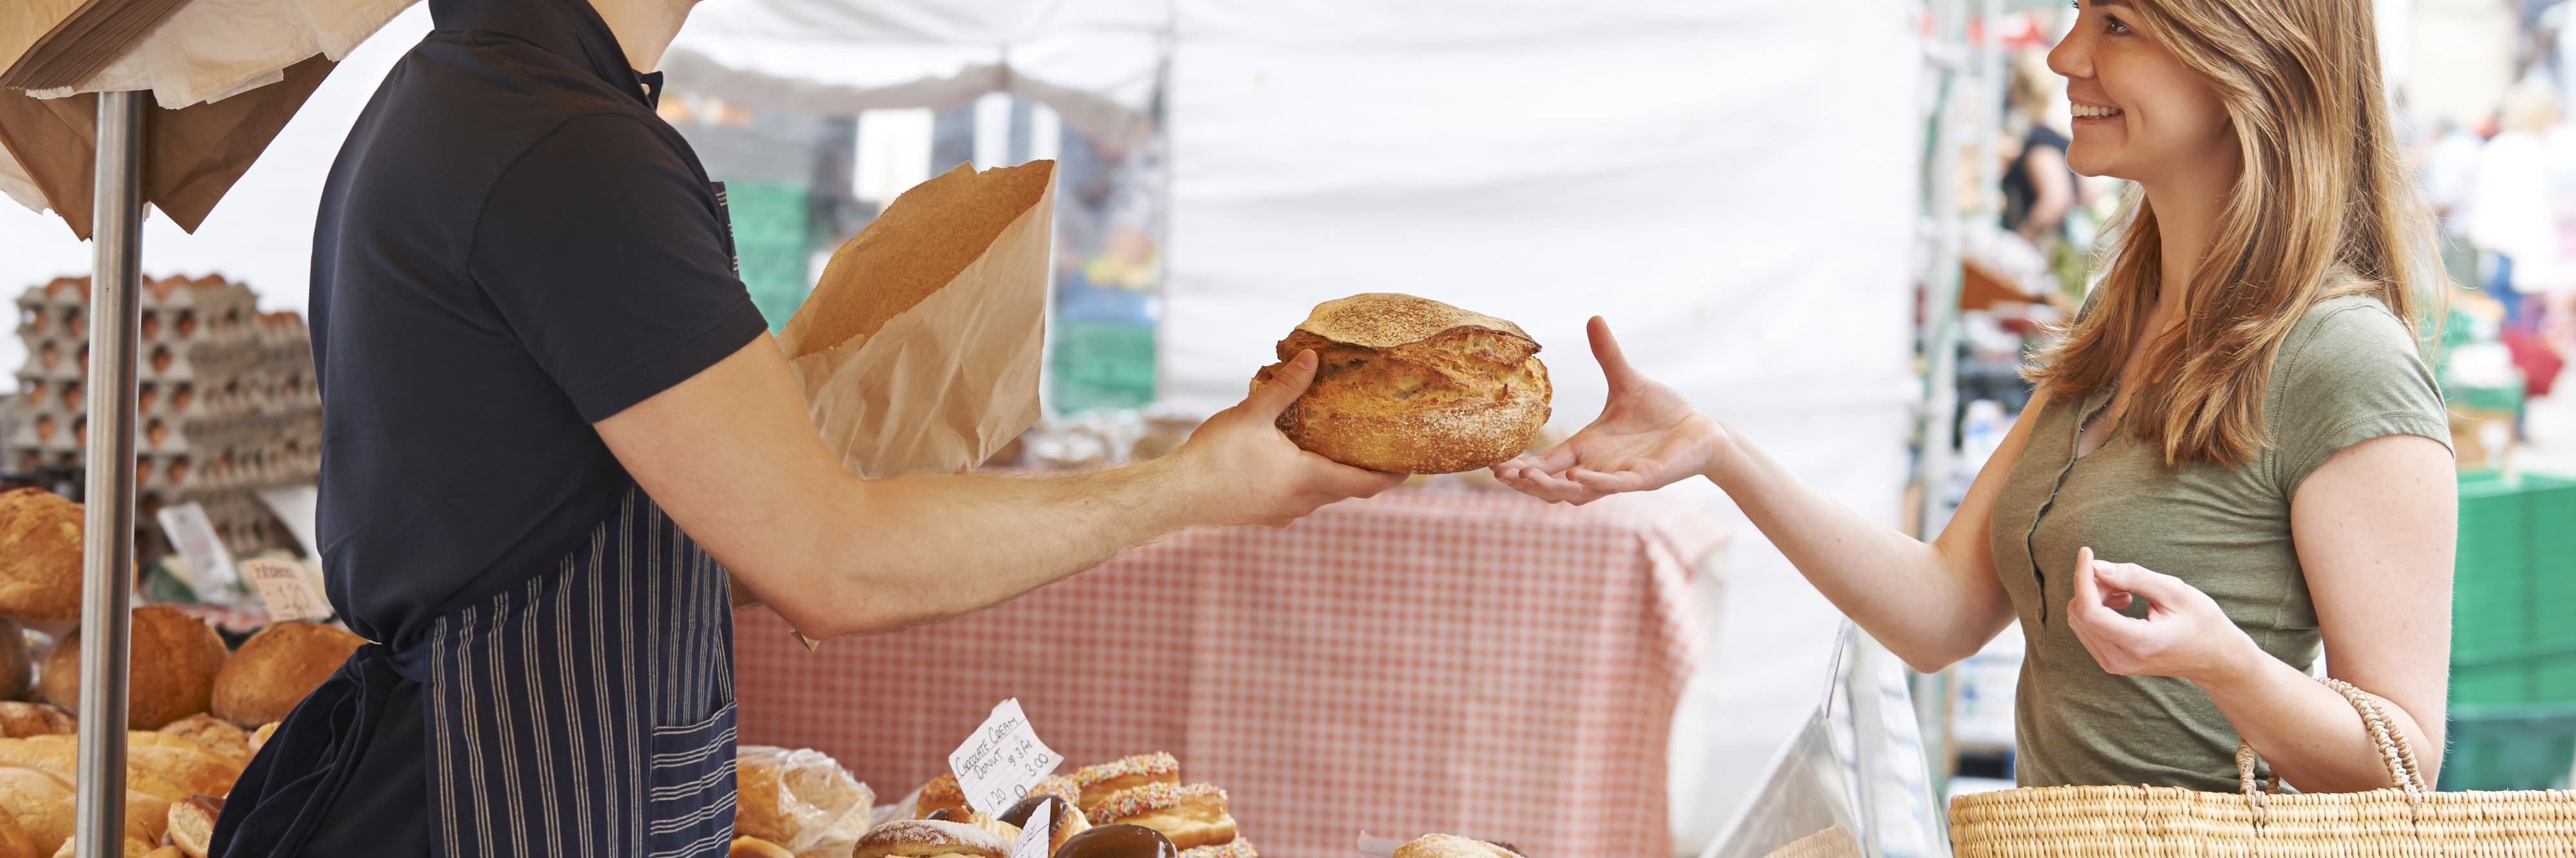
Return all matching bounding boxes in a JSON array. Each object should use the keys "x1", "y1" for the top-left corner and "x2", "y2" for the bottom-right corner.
[{"x1": 1052, "y1": 824, "x2": 1179, "y2": 858}]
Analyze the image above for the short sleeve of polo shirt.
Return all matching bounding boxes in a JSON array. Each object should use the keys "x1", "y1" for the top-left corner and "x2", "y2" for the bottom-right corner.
[
  {"x1": 2270, "y1": 297, "x2": 2452, "y2": 498},
  {"x1": 468, "y1": 113, "x2": 770, "y2": 422}
]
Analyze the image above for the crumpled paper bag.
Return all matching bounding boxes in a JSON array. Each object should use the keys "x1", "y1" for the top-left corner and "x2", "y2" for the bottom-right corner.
[{"x1": 776, "y1": 160, "x2": 1056, "y2": 478}]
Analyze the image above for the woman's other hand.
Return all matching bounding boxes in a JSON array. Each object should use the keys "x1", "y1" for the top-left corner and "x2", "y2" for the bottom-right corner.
[
  {"x1": 2067, "y1": 546, "x2": 2263, "y2": 682},
  {"x1": 1493, "y1": 316, "x2": 1725, "y2": 505}
]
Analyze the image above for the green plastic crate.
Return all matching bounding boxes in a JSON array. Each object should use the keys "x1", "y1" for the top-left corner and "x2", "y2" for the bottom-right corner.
[
  {"x1": 2441, "y1": 704, "x2": 2576, "y2": 790},
  {"x1": 2450, "y1": 472, "x2": 2576, "y2": 708},
  {"x1": 1048, "y1": 319, "x2": 1155, "y2": 413}
]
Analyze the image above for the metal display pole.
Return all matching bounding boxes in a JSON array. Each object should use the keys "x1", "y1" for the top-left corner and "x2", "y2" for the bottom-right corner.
[{"x1": 74, "y1": 88, "x2": 144, "y2": 858}]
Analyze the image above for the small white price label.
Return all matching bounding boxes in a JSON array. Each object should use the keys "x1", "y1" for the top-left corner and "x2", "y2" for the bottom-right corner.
[
  {"x1": 1009, "y1": 799, "x2": 1053, "y2": 858},
  {"x1": 948, "y1": 698, "x2": 1063, "y2": 817},
  {"x1": 242, "y1": 558, "x2": 330, "y2": 622}
]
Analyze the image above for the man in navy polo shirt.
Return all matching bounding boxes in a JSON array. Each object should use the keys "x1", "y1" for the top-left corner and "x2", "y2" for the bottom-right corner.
[{"x1": 209, "y1": 1, "x2": 1397, "y2": 854}]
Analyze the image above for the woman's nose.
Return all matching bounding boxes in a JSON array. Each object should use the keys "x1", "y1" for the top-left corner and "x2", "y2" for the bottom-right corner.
[{"x1": 2048, "y1": 28, "x2": 2090, "y2": 79}]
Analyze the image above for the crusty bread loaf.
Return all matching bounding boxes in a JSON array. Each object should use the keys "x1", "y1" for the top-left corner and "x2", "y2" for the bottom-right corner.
[
  {"x1": 0, "y1": 736, "x2": 234, "y2": 803},
  {"x1": 210, "y1": 622, "x2": 363, "y2": 727},
  {"x1": 39, "y1": 607, "x2": 230, "y2": 729},
  {"x1": 0, "y1": 767, "x2": 167, "y2": 854},
  {"x1": 0, "y1": 491, "x2": 82, "y2": 623},
  {"x1": 0, "y1": 802, "x2": 33, "y2": 858},
  {"x1": 0, "y1": 705, "x2": 72, "y2": 740},
  {"x1": 155, "y1": 715, "x2": 249, "y2": 767},
  {"x1": 1252, "y1": 294, "x2": 1550, "y2": 474}
]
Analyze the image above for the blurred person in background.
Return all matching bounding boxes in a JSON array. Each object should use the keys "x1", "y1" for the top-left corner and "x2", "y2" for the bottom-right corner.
[
  {"x1": 2003, "y1": 53, "x2": 2081, "y2": 245},
  {"x1": 2468, "y1": 80, "x2": 2562, "y2": 330},
  {"x1": 2419, "y1": 117, "x2": 2485, "y2": 290},
  {"x1": 1501, "y1": 0, "x2": 2456, "y2": 795}
]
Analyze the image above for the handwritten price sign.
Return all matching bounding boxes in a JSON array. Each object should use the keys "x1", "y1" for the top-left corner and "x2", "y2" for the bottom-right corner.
[
  {"x1": 948, "y1": 698, "x2": 1063, "y2": 817},
  {"x1": 242, "y1": 557, "x2": 330, "y2": 622}
]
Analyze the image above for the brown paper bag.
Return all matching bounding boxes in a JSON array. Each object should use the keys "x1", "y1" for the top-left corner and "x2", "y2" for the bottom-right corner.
[
  {"x1": 0, "y1": 53, "x2": 334, "y2": 239},
  {"x1": 775, "y1": 160, "x2": 1056, "y2": 478}
]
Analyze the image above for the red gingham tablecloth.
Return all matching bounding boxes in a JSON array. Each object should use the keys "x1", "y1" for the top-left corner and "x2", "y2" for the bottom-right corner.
[{"x1": 734, "y1": 485, "x2": 1725, "y2": 858}]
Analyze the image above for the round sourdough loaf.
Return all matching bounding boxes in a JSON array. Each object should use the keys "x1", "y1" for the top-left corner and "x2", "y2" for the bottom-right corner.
[
  {"x1": 1251, "y1": 294, "x2": 1549, "y2": 474},
  {"x1": 211, "y1": 622, "x2": 365, "y2": 727},
  {"x1": 41, "y1": 606, "x2": 231, "y2": 729}
]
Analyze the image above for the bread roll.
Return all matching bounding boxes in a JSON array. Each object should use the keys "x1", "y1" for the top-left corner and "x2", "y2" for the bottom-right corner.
[
  {"x1": 0, "y1": 706, "x2": 71, "y2": 740},
  {"x1": 1251, "y1": 295, "x2": 1550, "y2": 474},
  {"x1": 164, "y1": 796, "x2": 216, "y2": 858},
  {"x1": 155, "y1": 716, "x2": 249, "y2": 767},
  {"x1": 0, "y1": 491, "x2": 81, "y2": 623},
  {"x1": 733, "y1": 746, "x2": 873, "y2": 856},
  {"x1": 728, "y1": 837, "x2": 796, "y2": 858},
  {"x1": 246, "y1": 723, "x2": 276, "y2": 754},
  {"x1": 39, "y1": 607, "x2": 230, "y2": 729},
  {"x1": 210, "y1": 622, "x2": 363, "y2": 727},
  {"x1": 850, "y1": 819, "x2": 1007, "y2": 858},
  {"x1": 1392, "y1": 835, "x2": 1522, "y2": 857}
]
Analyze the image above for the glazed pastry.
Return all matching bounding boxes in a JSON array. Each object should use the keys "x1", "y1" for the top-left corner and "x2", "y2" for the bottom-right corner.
[
  {"x1": 915, "y1": 772, "x2": 972, "y2": 819},
  {"x1": 1050, "y1": 824, "x2": 1178, "y2": 858},
  {"x1": 1391, "y1": 835, "x2": 1522, "y2": 857},
  {"x1": 1177, "y1": 838, "x2": 1256, "y2": 858},
  {"x1": 1085, "y1": 783, "x2": 1235, "y2": 850},
  {"x1": 1068, "y1": 752, "x2": 1179, "y2": 809},
  {"x1": 1028, "y1": 775, "x2": 1082, "y2": 807},
  {"x1": 1000, "y1": 794, "x2": 1090, "y2": 853},
  {"x1": 851, "y1": 819, "x2": 1009, "y2": 858}
]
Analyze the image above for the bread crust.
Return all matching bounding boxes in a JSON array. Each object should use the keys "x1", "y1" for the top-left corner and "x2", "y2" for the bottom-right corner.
[
  {"x1": 209, "y1": 622, "x2": 364, "y2": 728},
  {"x1": 1253, "y1": 295, "x2": 1550, "y2": 474},
  {"x1": 41, "y1": 607, "x2": 230, "y2": 729},
  {"x1": 0, "y1": 491, "x2": 82, "y2": 623}
]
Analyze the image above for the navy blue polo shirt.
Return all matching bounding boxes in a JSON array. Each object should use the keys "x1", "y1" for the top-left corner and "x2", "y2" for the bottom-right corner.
[{"x1": 311, "y1": 0, "x2": 768, "y2": 648}]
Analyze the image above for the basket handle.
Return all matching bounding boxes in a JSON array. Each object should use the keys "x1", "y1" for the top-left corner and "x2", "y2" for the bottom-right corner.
[{"x1": 2233, "y1": 677, "x2": 2427, "y2": 823}]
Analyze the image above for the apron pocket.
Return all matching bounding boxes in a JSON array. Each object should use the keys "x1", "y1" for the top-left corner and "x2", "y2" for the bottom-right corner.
[{"x1": 645, "y1": 696, "x2": 737, "y2": 858}]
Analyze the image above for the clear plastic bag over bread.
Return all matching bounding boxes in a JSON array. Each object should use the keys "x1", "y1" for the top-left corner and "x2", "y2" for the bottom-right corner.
[{"x1": 734, "y1": 745, "x2": 876, "y2": 858}]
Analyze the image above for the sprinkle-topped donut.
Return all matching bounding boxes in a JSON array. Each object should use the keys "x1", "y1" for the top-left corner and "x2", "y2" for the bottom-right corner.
[
  {"x1": 1086, "y1": 783, "x2": 1236, "y2": 850},
  {"x1": 1088, "y1": 782, "x2": 1225, "y2": 823},
  {"x1": 1071, "y1": 752, "x2": 1182, "y2": 808},
  {"x1": 1179, "y1": 837, "x2": 1259, "y2": 858},
  {"x1": 1391, "y1": 834, "x2": 1522, "y2": 858}
]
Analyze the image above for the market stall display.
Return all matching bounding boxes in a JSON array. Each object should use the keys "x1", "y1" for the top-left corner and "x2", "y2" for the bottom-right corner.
[
  {"x1": 1251, "y1": 294, "x2": 1551, "y2": 475},
  {"x1": 735, "y1": 486, "x2": 1721, "y2": 857}
]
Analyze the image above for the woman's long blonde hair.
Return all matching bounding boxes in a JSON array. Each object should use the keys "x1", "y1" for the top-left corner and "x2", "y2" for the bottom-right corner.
[{"x1": 2023, "y1": 0, "x2": 2442, "y2": 466}]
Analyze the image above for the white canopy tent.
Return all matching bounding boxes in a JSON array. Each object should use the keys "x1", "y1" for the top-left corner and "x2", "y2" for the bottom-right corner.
[
  {"x1": 0, "y1": 1, "x2": 1927, "y2": 850},
  {"x1": 669, "y1": 0, "x2": 1928, "y2": 848}
]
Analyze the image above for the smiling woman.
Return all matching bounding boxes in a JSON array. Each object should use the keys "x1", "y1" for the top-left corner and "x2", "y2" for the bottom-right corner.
[{"x1": 1494, "y1": 0, "x2": 2455, "y2": 797}]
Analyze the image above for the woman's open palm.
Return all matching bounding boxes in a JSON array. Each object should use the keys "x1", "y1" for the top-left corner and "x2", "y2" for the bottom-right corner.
[{"x1": 1493, "y1": 317, "x2": 1724, "y2": 505}]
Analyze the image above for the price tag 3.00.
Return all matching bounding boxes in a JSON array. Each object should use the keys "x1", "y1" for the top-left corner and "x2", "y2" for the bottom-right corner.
[{"x1": 948, "y1": 698, "x2": 1063, "y2": 817}]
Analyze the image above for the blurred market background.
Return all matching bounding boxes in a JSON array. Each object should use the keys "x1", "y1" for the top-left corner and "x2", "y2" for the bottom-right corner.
[{"x1": 1, "y1": 0, "x2": 2570, "y2": 856}]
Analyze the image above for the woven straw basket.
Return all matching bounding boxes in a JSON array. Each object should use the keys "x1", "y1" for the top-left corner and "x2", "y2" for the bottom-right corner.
[{"x1": 1949, "y1": 678, "x2": 2576, "y2": 855}]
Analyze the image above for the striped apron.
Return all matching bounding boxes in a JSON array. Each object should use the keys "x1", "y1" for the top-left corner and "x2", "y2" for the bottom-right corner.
[{"x1": 213, "y1": 485, "x2": 738, "y2": 858}]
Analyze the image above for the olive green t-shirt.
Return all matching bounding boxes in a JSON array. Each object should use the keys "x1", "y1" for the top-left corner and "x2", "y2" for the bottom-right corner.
[{"x1": 1989, "y1": 293, "x2": 2450, "y2": 790}]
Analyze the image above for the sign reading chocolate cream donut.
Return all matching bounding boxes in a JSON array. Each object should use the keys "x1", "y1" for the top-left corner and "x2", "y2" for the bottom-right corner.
[{"x1": 949, "y1": 698, "x2": 1065, "y2": 816}]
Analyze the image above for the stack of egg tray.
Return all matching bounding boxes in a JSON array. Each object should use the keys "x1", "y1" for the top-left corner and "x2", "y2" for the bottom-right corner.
[{"x1": 4, "y1": 274, "x2": 321, "y2": 559}]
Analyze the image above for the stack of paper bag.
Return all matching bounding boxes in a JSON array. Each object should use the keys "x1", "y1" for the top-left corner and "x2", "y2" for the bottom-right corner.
[
  {"x1": 1, "y1": 0, "x2": 194, "y2": 92},
  {"x1": 0, "y1": 54, "x2": 334, "y2": 237},
  {"x1": 777, "y1": 161, "x2": 1056, "y2": 479}
]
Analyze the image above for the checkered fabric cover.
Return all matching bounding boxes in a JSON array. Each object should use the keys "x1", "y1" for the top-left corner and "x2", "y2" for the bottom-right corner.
[{"x1": 734, "y1": 485, "x2": 1724, "y2": 857}]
